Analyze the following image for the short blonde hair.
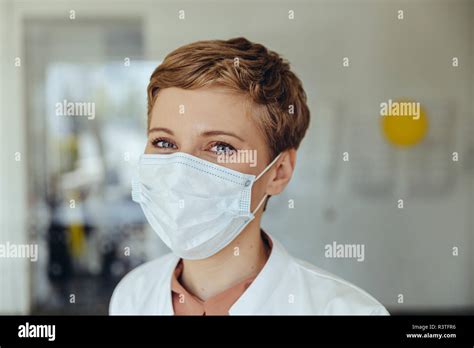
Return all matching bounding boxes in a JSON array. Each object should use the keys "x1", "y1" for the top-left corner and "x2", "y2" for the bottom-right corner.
[{"x1": 147, "y1": 37, "x2": 310, "y2": 161}]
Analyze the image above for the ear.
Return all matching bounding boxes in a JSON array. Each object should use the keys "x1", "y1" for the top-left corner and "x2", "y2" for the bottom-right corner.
[{"x1": 265, "y1": 149, "x2": 296, "y2": 196}]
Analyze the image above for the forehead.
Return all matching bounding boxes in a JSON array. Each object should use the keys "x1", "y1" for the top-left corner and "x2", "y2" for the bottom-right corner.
[{"x1": 150, "y1": 86, "x2": 258, "y2": 132}]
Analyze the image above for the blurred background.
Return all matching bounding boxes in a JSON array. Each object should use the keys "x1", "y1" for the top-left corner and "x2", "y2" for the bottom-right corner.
[{"x1": 0, "y1": 0, "x2": 473, "y2": 315}]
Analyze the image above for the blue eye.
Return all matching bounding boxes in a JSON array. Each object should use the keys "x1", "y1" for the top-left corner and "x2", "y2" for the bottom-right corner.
[
  {"x1": 151, "y1": 138, "x2": 177, "y2": 149},
  {"x1": 210, "y1": 142, "x2": 237, "y2": 155}
]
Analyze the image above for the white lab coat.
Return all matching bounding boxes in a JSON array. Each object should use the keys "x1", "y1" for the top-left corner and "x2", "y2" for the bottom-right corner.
[{"x1": 109, "y1": 232, "x2": 389, "y2": 315}]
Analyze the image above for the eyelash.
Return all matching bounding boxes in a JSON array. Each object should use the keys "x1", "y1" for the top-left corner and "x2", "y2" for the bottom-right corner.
[
  {"x1": 150, "y1": 137, "x2": 237, "y2": 154},
  {"x1": 151, "y1": 137, "x2": 177, "y2": 149}
]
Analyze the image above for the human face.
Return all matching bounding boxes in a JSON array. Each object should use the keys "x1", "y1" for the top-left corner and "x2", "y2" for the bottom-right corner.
[{"x1": 145, "y1": 85, "x2": 274, "y2": 212}]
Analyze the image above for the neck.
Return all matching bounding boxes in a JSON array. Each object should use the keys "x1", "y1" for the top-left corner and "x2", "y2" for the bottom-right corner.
[{"x1": 180, "y1": 217, "x2": 269, "y2": 301}]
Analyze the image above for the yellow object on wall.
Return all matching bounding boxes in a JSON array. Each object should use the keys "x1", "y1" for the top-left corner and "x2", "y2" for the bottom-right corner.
[{"x1": 381, "y1": 99, "x2": 428, "y2": 147}]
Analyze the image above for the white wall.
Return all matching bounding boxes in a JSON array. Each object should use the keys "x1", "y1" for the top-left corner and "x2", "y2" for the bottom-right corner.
[{"x1": 0, "y1": 0, "x2": 29, "y2": 314}]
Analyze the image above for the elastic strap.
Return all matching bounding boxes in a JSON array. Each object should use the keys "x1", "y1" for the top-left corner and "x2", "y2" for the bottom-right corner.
[
  {"x1": 255, "y1": 153, "x2": 282, "y2": 182},
  {"x1": 252, "y1": 193, "x2": 269, "y2": 215}
]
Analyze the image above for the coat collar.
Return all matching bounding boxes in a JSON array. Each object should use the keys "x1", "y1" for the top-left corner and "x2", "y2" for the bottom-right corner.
[
  {"x1": 229, "y1": 231, "x2": 291, "y2": 314},
  {"x1": 157, "y1": 231, "x2": 291, "y2": 315}
]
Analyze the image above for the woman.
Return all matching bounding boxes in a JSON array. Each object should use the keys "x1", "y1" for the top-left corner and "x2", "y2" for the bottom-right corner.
[{"x1": 109, "y1": 37, "x2": 388, "y2": 315}]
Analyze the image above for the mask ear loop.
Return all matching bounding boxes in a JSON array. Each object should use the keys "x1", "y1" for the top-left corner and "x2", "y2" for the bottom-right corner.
[
  {"x1": 255, "y1": 153, "x2": 282, "y2": 182},
  {"x1": 251, "y1": 153, "x2": 283, "y2": 215}
]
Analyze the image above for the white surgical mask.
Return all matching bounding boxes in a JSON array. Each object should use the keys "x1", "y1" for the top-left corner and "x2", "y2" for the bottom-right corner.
[{"x1": 132, "y1": 151, "x2": 281, "y2": 260}]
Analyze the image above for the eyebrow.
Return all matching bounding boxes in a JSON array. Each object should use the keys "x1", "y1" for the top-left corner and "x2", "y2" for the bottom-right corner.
[
  {"x1": 201, "y1": 130, "x2": 245, "y2": 142},
  {"x1": 148, "y1": 127, "x2": 245, "y2": 142},
  {"x1": 148, "y1": 127, "x2": 174, "y2": 135}
]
